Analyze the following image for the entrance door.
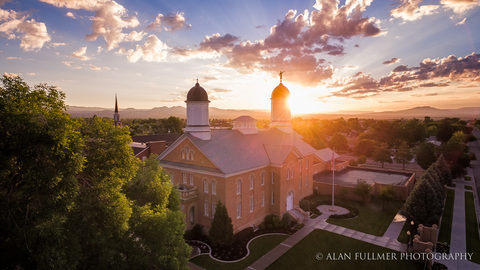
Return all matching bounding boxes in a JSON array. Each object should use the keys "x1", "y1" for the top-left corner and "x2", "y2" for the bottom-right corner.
[{"x1": 286, "y1": 191, "x2": 294, "y2": 211}]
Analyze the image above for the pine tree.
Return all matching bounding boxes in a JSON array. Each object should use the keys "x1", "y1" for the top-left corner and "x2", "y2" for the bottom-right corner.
[
  {"x1": 436, "y1": 154, "x2": 452, "y2": 186},
  {"x1": 401, "y1": 178, "x2": 440, "y2": 226},
  {"x1": 209, "y1": 201, "x2": 234, "y2": 247}
]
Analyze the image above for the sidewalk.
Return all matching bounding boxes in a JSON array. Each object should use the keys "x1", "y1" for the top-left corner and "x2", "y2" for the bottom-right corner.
[{"x1": 435, "y1": 174, "x2": 480, "y2": 270}]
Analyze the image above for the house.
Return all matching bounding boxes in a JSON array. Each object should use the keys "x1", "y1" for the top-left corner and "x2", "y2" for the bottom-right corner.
[{"x1": 157, "y1": 78, "x2": 341, "y2": 233}]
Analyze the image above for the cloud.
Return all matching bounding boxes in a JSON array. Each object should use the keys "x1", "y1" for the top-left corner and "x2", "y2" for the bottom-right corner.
[
  {"x1": 456, "y1": 17, "x2": 466, "y2": 25},
  {"x1": 176, "y1": 0, "x2": 381, "y2": 87},
  {"x1": 147, "y1": 12, "x2": 191, "y2": 32},
  {"x1": 85, "y1": 1, "x2": 139, "y2": 51},
  {"x1": 71, "y1": 46, "x2": 90, "y2": 60},
  {"x1": 441, "y1": 0, "x2": 480, "y2": 14},
  {"x1": 3, "y1": 72, "x2": 18, "y2": 77},
  {"x1": 66, "y1": 11, "x2": 76, "y2": 19},
  {"x1": 119, "y1": 34, "x2": 169, "y2": 62},
  {"x1": 0, "y1": 8, "x2": 51, "y2": 51},
  {"x1": 411, "y1": 93, "x2": 439, "y2": 97},
  {"x1": 211, "y1": 88, "x2": 232, "y2": 93},
  {"x1": 39, "y1": 0, "x2": 108, "y2": 11},
  {"x1": 124, "y1": 30, "x2": 146, "y2": 42},
  {"x1": 89, "y1": 65, "x2": 101, "y2": 70},
  {"x1": 51, "y1": 42, "x2": 66, "y2": 47},
  {"x1": 202, "y1": 76, "x2": 217, "y2": 82},
  {"x1": 329, "y1": 52, "x2": 480, "y2": 99},
  {"x1": 0, "y1": 0, "x2": 11, "y2": 7},
  {"x1": 6, "y1": 56, "x2": 20, "y2": 59},
  {"x1": 382, "y1": 57, "x2": 400, "y2": 65},
  {"x1": 390, "y1": 0, "x2": 440, "y2": 21},
  {"x1": 62, "y1": 61, "x2": 82, "y2": 69}
]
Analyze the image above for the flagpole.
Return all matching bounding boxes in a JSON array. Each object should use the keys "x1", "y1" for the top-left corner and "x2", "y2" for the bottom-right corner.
[{"x1": 331, "y1": 147, "x2": 335, "y2": 211}]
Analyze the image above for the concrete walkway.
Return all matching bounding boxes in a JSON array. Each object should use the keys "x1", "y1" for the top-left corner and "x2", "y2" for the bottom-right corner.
[
  {"x1": 434, "y1": 173, "x2": 480, "y2": 270},
  {"x1": 247, "y1": 206, "x2": 407, "y2": 270}
]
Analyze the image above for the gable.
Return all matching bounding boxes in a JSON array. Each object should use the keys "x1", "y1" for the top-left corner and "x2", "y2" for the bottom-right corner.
[{"x1": 160, "y1": 136, "x2": 219, "y2": 170}]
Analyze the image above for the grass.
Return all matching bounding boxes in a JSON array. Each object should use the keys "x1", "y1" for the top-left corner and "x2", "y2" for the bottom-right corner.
[
  {"x1": 397, "y1": 220, "x2": 410, "y2": 244},
  {"x1": 190, "y1": 234, "x2": 288, "y2": 270},
  {"x1": 465, "y1": 192, "x2": 480, "y2": 264},
  {"x1": 465, "y1": 185, "x2": 473, "y2": 190},
  {"x1": 438, "y1": 189, "x2": 456, "y2": 244},
  {"x1": 326, "y1": 197, "x2": 404, "y2": 236},
  {"x1": 266, "y1": 229, "x2": 424, "y2": 270}
]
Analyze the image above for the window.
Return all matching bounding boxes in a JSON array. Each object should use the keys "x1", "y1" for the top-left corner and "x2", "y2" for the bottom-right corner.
[
  {"x1": 291, "y1": 167, "x2": 294, "y2": 178},
  {"x1": 203, "y1": 179, "x2": 208, "y2": 193},
  {"x1": 211, "y1": 180, "x2": 216, "y2": 195},
  {"x1": 286, "y1": 168, "x2": 290, "y2": 180},
  {"x1": 237, "y1": 179, "x2": 242, "y2": 195},
  {"x1": 250, "y1": 197, "x2": 254, "y2": 212},
  {"x1": 261, "y1": 172, "x2": 265, "y2": 185},
  {"x1": 299, "y1": 162, "x2": 302, "y2": 173},
  {"x1": 250, "y1": 175, "x2": 254, "y2": 190},
  {"x1": 204, "y1": 201, "x2": 208, "y2": 216},
  {"x1": 306, "y1": 176, "x2": 308, "y2": 187},
  {"x1": 181, "y1": 149, "x2": 185, "y2": 160},
  {"x1": 189, "y1": 174, "x2": 193, "y2": 185},
  {"x1": 306, "y1": 158, "x2": 309, "y2": 169},
  {"x1": 237, "y1": 202, "x2": 242, "y2": 218},
  {"x1": 185, "y1": 147, "x2": 190, "y2": 160},
  {"x1": 182, "y1": 172, "x2": 186, "y2": 184},
  {"x1": 211, "y1": 203, "x2": 216, "y2": 217},
  {"x1": 299, "y1": 178, "x2": 302, "y2": 190},
  {"x1": 190, "y1": 151, "x2": 194, "y2": 160},
  {"x1": 261, "y1": 192, "x2": 265, "y2": 207},
  {"x1": 271, "y1": 171, "x2": 274, "y2": 184}
]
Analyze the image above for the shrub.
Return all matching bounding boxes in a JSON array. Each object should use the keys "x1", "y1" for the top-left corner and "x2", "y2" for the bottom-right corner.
[
  {"x1": 357, "y1": 155, "x2": 367, "y2": 164},
  {"x1": 184, "y1": 224, "x2": 204, "y2": 240},
  {"x1": 349, "y1": 159, "x2": 358, "y2": 166},
  {"x1": 282, "y1": 213, "x2": 292, "y2": 229}
]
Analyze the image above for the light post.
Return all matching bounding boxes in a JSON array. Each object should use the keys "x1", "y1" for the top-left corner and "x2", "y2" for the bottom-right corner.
[{"x1": 406, "y1": 231, "x2": 411, "y2": 252}]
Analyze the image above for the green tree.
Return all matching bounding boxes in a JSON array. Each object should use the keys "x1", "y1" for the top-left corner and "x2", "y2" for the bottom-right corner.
[
  {"x1": 372, "y1": 144, "x2": 392, "y2": 168},
  {"x1": 209, "y1": 201, "x2": 234, "y2": 247},
  {"x1": 415, "y1": 142, "x2": 437, "y2": 169},
  {"x1": 395, "y1": 141, "x2": 413, "y2": 170},
  {"x1": 330, "y1": 133, "x2": 348, "y2": 152},
  {"x1": 163, "y1": 116, "x2": 184, "y2": 134},
  {"x1": 0, "y1": 75, "x2": 84, "y2": 269},
  {"x1": 443, "y1": 132, "x2": 470, "y2": 178},
  {"x1": 124, "y1": 155, "x2": 190, "y2": 269},
  {"x1": 379, "y1": 185, "x2": 396, "y2": 210},
  {"x1": 401, "y1": 178, "x2": 440, "y2": 226},
  {"x1": 436, "y1": 154, "x2": 452, "y2": 186},
  {"x1": 353, "y1": 179, "x2": 372, "y2": 203},
  {"x1": 354, "y1": 139, "x2": 379, "y2": 157}
]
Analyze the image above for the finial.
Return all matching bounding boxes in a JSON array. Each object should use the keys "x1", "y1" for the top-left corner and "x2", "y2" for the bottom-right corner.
[
  {"x1": 279, "y1": 71, "x2": 285, "y2": 83},
  {"x1": 196, "y1": 77, "x2": 199, "y2": 84},
  {"x1": 115, "y1": 94, "x2": 118, "y2": 113}
]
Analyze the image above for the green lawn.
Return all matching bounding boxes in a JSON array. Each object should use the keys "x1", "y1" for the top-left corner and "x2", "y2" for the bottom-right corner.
[
  {"x1": 438, "y1": 188, "x2": 455, "y2": 244},
  {"x1": 397, "y1": 220, "x2": 411, "y2": 244},
  {"x1": 266, "y1": 229, "x2": 424, "y2": 270},
  {"x1": 326, "y1": 197, "x2": 404, "y2": 236},
  {"x1": 465, "y1": 192, "x2": 480, "y2": 264},
  {"x1": 190, "y1": 234, "x2": 288, "y2": 270}
]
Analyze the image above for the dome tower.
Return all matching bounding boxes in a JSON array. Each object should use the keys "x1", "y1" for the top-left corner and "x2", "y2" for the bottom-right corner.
[
  {"x1": 185, "y1": 80, "x2": 211, "y2": 140},
  {"x1": 270, "y1": 71, "x2": 292, "y2": 132}
]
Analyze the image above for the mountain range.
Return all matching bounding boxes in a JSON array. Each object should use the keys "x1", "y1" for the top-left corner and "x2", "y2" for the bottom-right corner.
[{"x1": 67, "y1": 105, "x2": 480, "y2": 120}]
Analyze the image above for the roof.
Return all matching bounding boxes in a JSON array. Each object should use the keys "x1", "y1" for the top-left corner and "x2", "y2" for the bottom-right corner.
[
  {"x1": 271, "y1": 83, "x2": 290, "y2": 99},
  {"x1": 186, "y1": 82, "x2": 209, "y2": 102},
  {"x1": 232, "y1": 115, "x2": 257, "y2": 122},
  {"x1": 132, "y1": 133, "x2": 181, "y2": 144},
  {"x1": 166, "y1": 128, "x2": 333, "y2": 174},
  {"x1": 313, "y1": 148, "x2": 340, "y2": 162}
]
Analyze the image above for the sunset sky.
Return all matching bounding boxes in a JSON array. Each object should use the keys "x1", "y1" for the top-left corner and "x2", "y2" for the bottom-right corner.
[{"x1": 1, "y1": 0, "x2": 480, "y2": 114}]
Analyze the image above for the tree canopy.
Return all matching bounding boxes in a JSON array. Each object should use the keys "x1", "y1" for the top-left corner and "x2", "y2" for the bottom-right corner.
[{"x1": 0, "y1": 76, "x2": 190, "y2": 269}]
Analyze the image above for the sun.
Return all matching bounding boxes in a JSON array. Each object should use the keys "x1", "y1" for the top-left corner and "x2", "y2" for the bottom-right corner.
[{"x1": 288, "y1": 88, "x2": 331, "y2": 115}]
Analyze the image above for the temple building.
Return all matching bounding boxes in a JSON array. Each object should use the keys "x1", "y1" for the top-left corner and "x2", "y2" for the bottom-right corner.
[{"x1": 157, "y1": 77, "x2": 340, "y2": 233}]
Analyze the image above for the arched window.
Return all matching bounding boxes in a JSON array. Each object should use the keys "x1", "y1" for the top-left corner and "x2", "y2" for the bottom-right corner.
[
  {"x1": 286, "y1": 168, "x2": 290, "y2": 180},
  {"x1": 185, "y1": 147, "x2": 190, "y2": 160},
  {"x1": 250, "y1": 175, "x2": 254, "y2": 190},
  {"x1": 190, "y1": 151, "x2": 194, "y2": 161},
  {"x1": 237, "y1": 179, "x2": 242, "y2": 195},
  {"x1": 291, "y1": 167, "x2": 294, "y2": 178},
  {"x1": 261, "y1": 172, "x2": 265, "y2": 185},
  {"x1": 181, "y1": 149, "x2": 185, "y2": 159},
  {"x1": 203, "y1": 179, "x2": 208, "y2": 193},
  {"x1": 211, "y1": 180, "x2": 216, "y2": 195}
]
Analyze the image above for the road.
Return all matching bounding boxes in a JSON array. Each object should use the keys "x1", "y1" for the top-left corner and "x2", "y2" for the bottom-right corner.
[{"x1": 468, "y1": 128, "x2": 480, "y2": 201}]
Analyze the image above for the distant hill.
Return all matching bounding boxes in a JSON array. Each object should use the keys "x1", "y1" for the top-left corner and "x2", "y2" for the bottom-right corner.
[{"x1": 67, "y1": 105, "x2": 480, "y2": 120}]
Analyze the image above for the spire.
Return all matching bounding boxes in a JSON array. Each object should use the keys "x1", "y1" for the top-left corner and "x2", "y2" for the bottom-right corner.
[
  {"x1": 279, "y1": 71, "x2": 285, "y2": 83},
  {"x1": 114, "y1": 94, "x2": 119, "y2": 113}
]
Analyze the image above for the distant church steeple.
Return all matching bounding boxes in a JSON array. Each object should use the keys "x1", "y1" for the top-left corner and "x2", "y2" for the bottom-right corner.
[
  {"x1": 270, "y1": 71, "x2": 292, "y2": 132},
  {"x1": 185, "y1": 81, "x2": 211, "y2": 140},
  {"x1": 114, "y1": 94, "x2": 121, "y2": 127}
]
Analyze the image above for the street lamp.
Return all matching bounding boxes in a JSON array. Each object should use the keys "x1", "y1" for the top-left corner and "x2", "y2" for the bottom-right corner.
[{"x1": 407, "y1": 231, "x2": 411, "y2": 252}]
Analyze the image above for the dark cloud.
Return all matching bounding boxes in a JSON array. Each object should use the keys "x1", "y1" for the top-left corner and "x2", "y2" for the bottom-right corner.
[
  {"x1": 382, "y1": 57, "x2": 400, "y2": 65},
  {"x1": 329, "y1": 53, "x2": 480, "y2": 99},
  {"x1": 173, "y1": 0, "x2": 382, "y2": 87}
]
